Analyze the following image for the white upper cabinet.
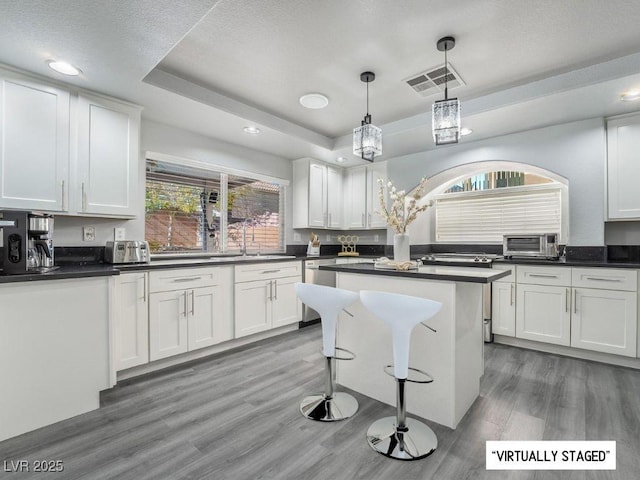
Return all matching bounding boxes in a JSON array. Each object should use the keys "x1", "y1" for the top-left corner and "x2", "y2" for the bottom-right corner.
[
  {"x1": 292, "y1": 158, "x2": 343, "y2": 229},
  {"x1": 607, "y1": 114, "x2": 640, "y2": 219},
  {"x1": 0, "y1": 70, "x2": 69, "y2": 211},
  {"x1": 0, "y1": 66, "x2": 140, "y2": 218},
  {"x1": 366, "y1": 162, "x2": 387, "y2": 228},
  {"x1": 343, "y1": 166, "x2": 367, "y2": 228},
  {"x1": 76, "y1": 93, "x2": 140, "y2": 217}
]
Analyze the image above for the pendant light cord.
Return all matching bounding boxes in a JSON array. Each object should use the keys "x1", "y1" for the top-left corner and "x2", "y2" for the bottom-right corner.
[
  {"x1": 444, "y1": 46, "x2": 449, "y2": 100},
  {"x1": 366, "y1": 80, "x2": 370, "y2": 117}
]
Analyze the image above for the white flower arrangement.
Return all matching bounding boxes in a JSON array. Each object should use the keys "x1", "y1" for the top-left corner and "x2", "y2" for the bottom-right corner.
[{"x1": 376, "y1": 176, "x2": 430, "y2": 234}]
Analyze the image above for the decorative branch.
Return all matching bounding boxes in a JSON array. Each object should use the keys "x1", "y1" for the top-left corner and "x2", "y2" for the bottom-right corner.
[{"x1": 376, "y1": 177, "x2": 430, "y2": 234}]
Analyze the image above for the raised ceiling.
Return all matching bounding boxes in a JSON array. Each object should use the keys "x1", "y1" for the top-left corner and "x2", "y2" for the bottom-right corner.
[{"x1": 2, "y1": 1, "x2": 640, "y2": 165}]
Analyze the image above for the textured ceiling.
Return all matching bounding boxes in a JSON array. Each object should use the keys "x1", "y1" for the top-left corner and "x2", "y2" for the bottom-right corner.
[
  {"x1": 156, "y1": 0, "x2": 640, "y2": 138},
  {"x1": 1, "y1": 1, "x2": 640, "y2": 165}
]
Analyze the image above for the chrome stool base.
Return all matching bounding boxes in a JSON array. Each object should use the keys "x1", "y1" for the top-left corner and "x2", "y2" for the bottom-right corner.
[
  {"x1": 300, "y1": 392, "x2": 359, "y2": 422},
  {"x1": 366, "y1": 416, "x2": 437, "y2": 460}
]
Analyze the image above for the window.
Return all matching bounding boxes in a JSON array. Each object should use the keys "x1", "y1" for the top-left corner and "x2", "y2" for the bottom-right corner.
[
  {"x1": 435, "y1": 171, "x2": 565, "y2": 243},
  {"x1": 145, "y1": 160, "x2": 285, "y2": 254}
]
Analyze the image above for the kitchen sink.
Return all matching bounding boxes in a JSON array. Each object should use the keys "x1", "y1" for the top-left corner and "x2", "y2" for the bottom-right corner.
[{"x1": 210, "y1": 254, "x2": 296, "y2": 262}]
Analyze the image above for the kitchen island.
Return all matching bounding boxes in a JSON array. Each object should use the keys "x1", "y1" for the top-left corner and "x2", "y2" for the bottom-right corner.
[{"x1": 319, "y1": 263, "x2": 510, "y2": 429}]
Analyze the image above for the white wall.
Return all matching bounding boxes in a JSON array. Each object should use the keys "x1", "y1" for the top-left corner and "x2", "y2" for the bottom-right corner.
[{"x1": 386, "y1": 118, "x2": 607, "y2": 246}]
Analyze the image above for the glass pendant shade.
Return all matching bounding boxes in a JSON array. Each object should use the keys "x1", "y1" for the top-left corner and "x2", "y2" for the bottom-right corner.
[
  {"x1": 432, "y1": 97, "x2": 460, "y2": 145},
  {"x1": 353, "y1": 122, "x2": 382, "y2": 161}
]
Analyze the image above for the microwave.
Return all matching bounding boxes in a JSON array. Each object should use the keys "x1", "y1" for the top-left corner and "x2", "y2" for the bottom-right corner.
[{"x1": 503, "y1": 233, "x2": 559, "y2": 259}]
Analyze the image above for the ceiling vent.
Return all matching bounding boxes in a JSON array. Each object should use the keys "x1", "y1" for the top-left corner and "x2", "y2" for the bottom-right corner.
[{"x1": 403, "y1": 63, "x2": 464, "y2": 97}]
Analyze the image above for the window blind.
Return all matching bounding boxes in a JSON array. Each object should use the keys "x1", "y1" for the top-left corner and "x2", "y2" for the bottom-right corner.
[{"x1": 435, "y1": 186, "x2": 562, "y2": 243}]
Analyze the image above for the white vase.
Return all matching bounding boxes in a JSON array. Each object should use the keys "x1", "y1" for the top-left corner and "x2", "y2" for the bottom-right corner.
[{"x1": 393, "y1": 233, "x2": 410, "y2": 262}]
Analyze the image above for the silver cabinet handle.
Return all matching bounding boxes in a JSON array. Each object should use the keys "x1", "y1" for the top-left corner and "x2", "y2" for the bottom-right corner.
[
  {"x1": 368, "y1": 213, "x2": 372, "y2": 226},
  {"x1": 141, "y1": 275, "x2": 146, "y2": 302},
  {"x1": 273, "y1": 279, "x2": 278, "y2": 300},
  {"x1": 573, "y1": 289, "x2": 577, "y2": 314},
  {"x1": 81, "y1": 182, "x2": 87, "y2": 211},
  {"x1": 361, "y1": 213, "x2": 365, "y2": 227},
  {"x1": 267, "y1": 281, "x2": 272, "y2": 301},
  {"x1": 528, "y1": 274, "x2": 558, "y2": 278},
  {"x1": 510, "y1": 283, "x2": 514, "y2": 305},
  {"x1": 261, "y1": 269, "x2": 281, "y2": 274},
  {"x1": 585, "y1": 277, "x2": 621, "y2": 282},
  {"x1": 566, "y1": 288, "x2": 569, "y2": 313},
  {"x1": 61, "y1": 180, "x2": 66, "y2": 210},
  {"x1": 183, "y1": 291, "x2": 188, "y2": 317},
  {"x1": 191, "y1": 290, "x2": 195, "y2": 315},
  {"x1": 329, "y1": 213, "x2": 332, "y2": 226},
  {"x1": 172, "y1": 276, "x2": 202, "y2": 282}
]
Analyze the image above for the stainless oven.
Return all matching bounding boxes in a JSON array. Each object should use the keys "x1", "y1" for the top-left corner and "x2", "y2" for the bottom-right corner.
[
  {"x1": 302, "y1": 258, "x2": 337, "y2": 322},
  {"x1": 503, "y1": 233, "x2": 559, "y2": 259}
]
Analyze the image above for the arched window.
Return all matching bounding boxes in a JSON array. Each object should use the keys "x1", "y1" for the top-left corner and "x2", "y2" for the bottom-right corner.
[{"x1": 434, "y1": 169, "x2": 567, "y2": 244}]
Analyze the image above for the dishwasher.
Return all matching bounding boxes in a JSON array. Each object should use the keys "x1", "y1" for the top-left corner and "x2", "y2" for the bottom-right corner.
[{"x1": 301, "y1": 258, "x2": 337, "y2": 322}]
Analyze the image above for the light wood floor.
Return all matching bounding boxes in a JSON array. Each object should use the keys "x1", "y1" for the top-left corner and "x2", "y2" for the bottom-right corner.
[{"x1": 2, "y1": 325, "x2": 639, "y2": 480}]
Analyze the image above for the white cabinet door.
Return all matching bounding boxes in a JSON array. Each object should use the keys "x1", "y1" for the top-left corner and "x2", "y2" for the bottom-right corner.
[
  {"x1": 607, "y1": 115, "x2": 640, "y2": 219},
  {"x1": 516, "y1": 284, "x2": 570, "y2": 346},
  {"x1": 307, "y1": 162, "x2": 326, "y2": 228},
  {"x1": 571, "y1": 288, "x2": 637, "y2": 357},
  {"x1": 366, "y1": 162, "x2": 387, "y2": 228},
  {"x1": 114, "y1": 273, "x2": 149, "y2": 370},
  {"x1": 271, "y1": 277, "x2": 301, "y2": 328},
  {"x1": 76, "y1": 93, "x2": 140, "y2": 217},
  {"x1": 188, "y1": 283, "x2": 233, "y2": 351},
  {"x1": 326, "y1": 166, "x2": 343, "y2": 228},
  {"x1": 0, "y1": 72, "x2": 69, "y2": 211},
  {"x1": 344, "y1": 166, "x2": 367, "y2": 228},
  {"x1": 234, "y1": 280, "x2": 271, "y2": 338},
  {"x1": 492, "y1": 282, "x2": 516, "y2": 337},
  {"x1": 149, "y1": 290, "x2": 189, "y2": 361}
]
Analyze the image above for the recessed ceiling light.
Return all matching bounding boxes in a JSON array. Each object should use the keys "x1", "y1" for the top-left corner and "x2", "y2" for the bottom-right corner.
[
  {"x1": 620, "y1": 90, "x2": 640, "y2": 102},
  {"x1": 47, "y1": 60, "x2": 81, "y2": 76},
  {"x1": 460, "y1": 127, "x2": 473, "y2": 136},
  {"x1": 243, "y1": 126, "x2": 261, "y2": 134},
  {"x1": 336, "y1": 157, "x2": 347, "y2": 163},
  {"x1": 299, "y1": 93, "x2": 329, "y2": 109}
]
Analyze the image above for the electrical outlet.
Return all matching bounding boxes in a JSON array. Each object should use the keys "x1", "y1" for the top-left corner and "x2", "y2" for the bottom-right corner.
[
  {"x1": 114, "y1": 227, "x2": 126, "y2": 241},
  {"x1": 374, "y1": 234, "x2": 379, "y2": 242},
  {"x1": 293, "y1": 232, "x2": 301, "y2": 242},
  {"x1": 83, "y1": 226, "x2": 96, "y2": 242}
]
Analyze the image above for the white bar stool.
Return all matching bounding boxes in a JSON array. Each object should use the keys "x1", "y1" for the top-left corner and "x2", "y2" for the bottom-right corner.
[
  {"x1": 295, "y1": 283, "x2": 359, "y2": 421},
  {"x1": 359, "y1": 290, "x2": 442, "y2": 460}
]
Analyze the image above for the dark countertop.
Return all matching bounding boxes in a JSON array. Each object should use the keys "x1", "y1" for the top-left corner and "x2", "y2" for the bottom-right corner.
[
  {"x1": 320, "y1": 263, "x2": 511, "y2": 283},
  {"x1": 0, "y1": 264, "x2": 120, "y2": 284},
  {"x1": 0, "y1": 255, "x2": 304, "y2": 283},
  {"x1": 494, "y1": 258, "x2": 640, "y2": 269}
]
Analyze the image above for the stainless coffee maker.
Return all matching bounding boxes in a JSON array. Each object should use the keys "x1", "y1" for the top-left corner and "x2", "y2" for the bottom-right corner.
[{"x1": 1, "y1": 211, "x2": 54, "y2": 274}]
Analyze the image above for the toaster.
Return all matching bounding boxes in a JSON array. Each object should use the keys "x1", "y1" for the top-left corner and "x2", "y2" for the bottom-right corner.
[{"x1": 105, "y1": 241, "x2": 150, "y2": 264}]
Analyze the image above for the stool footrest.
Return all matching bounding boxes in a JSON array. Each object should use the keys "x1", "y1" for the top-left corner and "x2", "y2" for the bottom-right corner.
[
  {"x1": 383, "y1": 365, "x2": 434, "y2": 384},
  {"x1": 320, "y1": 346, "x2": 356, "y2": 361}
]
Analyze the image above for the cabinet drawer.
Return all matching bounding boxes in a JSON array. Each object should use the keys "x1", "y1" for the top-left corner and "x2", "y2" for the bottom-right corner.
[
  {"x1": 235, "y1": 261, "x2": 302, "y2": 283},
  {"x1": 517, "y1": 265, "x2": 571, "y2": 286},
  {"x1": 149, "y1": 267, "x2": 225, "y2": 293},
  {"x1": 492, "y1": 264, "x2": 516, "y2": 283},
  {"x1": 571, "y1": 268, "x2": 637, "y2": 292}
]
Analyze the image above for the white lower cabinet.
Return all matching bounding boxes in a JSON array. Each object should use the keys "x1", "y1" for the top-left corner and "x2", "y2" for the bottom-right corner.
[
  {"x1": 516, "y1": 283, "x2": 571, "y2": 346},
  {"x1": 234, "y1": 261, "x2": 302, "y2": 338},
  {"x1": 492, "y1": 281, "x2": 516, "y2": 336},
  {"x1": 148, "y1": 267, "x2": 233, "y2": 361},
  {"x1": 113, "y1": 272, "x2": 149, "y2": 370}
]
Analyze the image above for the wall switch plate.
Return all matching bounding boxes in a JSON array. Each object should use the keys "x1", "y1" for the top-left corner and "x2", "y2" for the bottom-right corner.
[
  {"x1": 293, "y1": 232, "x2": 301, "y2": 242},
  {"x1": 326, "y1": 234, "x2": 331, "y2": 241},
  {"x1": 114, "y1": 227, "x2": 126, "y2": 241},
  {"x1": 374, "y1": 234, "x2": 379, "y2": 242},
  {"x1": 83, "y1": 226, "x2": 96, "y2": 242}
]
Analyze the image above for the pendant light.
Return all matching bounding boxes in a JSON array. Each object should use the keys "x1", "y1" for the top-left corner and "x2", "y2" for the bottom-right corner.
[
  {"x1": 432, "y1": 36, "x2": 460, "y2": 145},
  {"x1": 353, "y1": 71, "x2": 382, "y2": 162}
]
